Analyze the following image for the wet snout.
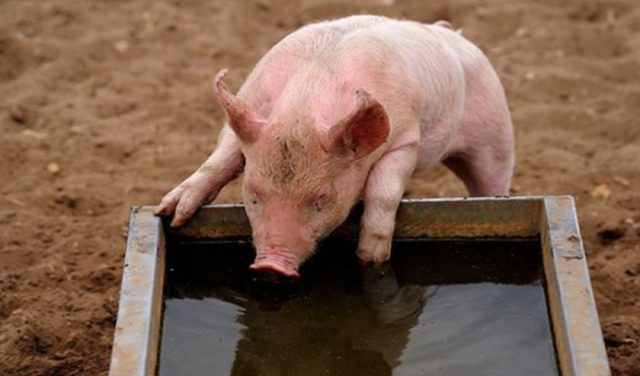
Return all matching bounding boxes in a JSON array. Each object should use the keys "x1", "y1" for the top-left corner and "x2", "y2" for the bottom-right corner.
[{"x1": 250, "y1": 251, "x2": 301, "y2": 281}]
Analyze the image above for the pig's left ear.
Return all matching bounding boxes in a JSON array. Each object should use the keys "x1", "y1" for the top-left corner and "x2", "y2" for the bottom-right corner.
[
  {"x1": 324, "y1": 90, "x2": 390, "y2": 159},
  {"x1": 213, "y1": 69, "x2": 267, "y2": 144}
]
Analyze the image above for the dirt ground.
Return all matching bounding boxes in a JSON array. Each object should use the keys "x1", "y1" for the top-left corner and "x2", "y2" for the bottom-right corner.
[{"x1": 0, "y1": 0, "x2": 638, "y2": 375}]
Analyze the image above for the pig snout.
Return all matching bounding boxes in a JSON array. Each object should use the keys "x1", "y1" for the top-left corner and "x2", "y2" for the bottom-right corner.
[{"x1": 250, "y1": 250, "x2": 301, "y2": 280}]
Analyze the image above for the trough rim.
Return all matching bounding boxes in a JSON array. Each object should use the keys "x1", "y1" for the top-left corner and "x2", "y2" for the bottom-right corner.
[{"x1": 108, "y1": 196, "x2": 610, "y2": 376}]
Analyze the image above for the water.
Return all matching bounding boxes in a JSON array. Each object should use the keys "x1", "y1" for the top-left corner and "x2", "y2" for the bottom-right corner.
[{"x1": 158, "y1": 240, "x2": 558, "y2": 376}]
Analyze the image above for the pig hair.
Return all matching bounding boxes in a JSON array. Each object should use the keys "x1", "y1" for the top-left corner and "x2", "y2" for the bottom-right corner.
[{"x1": 255, "y1": 123, "x2": 339, "y2": 196}]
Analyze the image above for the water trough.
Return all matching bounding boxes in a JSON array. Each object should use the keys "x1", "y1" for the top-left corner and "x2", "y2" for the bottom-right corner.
[{"x1": 109, "y1": 196, "x2": 610, "y2": 376}]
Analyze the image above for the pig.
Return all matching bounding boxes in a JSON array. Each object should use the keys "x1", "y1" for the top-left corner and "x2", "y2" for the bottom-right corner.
[{"x1": 155, "y1": 15, "x2": 514, "y2": 279}]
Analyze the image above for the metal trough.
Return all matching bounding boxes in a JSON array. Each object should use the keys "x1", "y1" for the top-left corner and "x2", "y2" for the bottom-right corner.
[{"x1": 109, "y1": 196, "x2": 610, "y2": 376}]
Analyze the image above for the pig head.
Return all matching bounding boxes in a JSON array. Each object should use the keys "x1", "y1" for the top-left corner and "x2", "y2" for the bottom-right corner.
[{"x1": 214, "y1": 70, "x2": 389, "y2": 279}]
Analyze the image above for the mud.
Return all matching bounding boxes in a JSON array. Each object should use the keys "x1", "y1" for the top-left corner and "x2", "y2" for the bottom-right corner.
[{"x1": 1, "y1": 1, "x2": 639, "y2": 375}]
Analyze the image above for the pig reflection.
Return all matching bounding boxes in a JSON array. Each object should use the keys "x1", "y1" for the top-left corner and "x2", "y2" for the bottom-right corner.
[
  {"x1": 156, "y1": 15, "x2": 514, "y2": 278},
  {"x1": 212, "y1": 266, "x2": 434, "y2": 375}
]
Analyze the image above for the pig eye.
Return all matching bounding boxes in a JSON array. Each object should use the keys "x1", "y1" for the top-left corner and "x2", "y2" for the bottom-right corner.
[
  {"x1": 314, "y1": 194, "x2": 329, "y2": 213},
  {"x1": 247, "y1": 194, "x2": 259, "y2": 206},
  {"x1": 247, "y1": 187, "x2": 260, "y2": 206}
]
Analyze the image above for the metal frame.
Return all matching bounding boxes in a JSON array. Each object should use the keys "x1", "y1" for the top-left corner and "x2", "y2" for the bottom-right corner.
[{"x1": 109, "y1": 196, "x2": 610, "y2": 376}]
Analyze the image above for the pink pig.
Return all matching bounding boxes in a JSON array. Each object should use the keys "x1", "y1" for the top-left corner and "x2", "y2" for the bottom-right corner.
[{"x1": 155, "y1": 15, "x2": 514, "y2": 279}]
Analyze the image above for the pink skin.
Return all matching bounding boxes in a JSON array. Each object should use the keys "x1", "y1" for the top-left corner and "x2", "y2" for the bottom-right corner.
[
  {"x1": 236, "y1": 83, "x2": 388, "y2": 278},
  {"x1": 155, "y1": 16, "x2": 515, "y2": 278}
]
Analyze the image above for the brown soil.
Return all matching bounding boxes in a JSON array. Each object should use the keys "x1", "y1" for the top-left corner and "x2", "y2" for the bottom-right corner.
[{"x1": 1, "y1": 0, "x2": 638, "y2": 375}]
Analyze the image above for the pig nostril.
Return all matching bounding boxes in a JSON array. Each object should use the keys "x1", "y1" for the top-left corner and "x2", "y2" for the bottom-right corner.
[
  {"x1": 250, "y1": 252, "x2": 300, "y2": 280},
  {"x1": 250, "y1": 263, "x2": 300, "y2": 283}
]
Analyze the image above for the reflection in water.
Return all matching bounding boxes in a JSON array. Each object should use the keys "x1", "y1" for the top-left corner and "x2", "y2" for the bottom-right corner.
[
  {"x1": 228, "y1": 263, "x2": 430, "y2": 376},
  {"x1": 159, "y1": 240, "x2": 558, "y2": 376}
]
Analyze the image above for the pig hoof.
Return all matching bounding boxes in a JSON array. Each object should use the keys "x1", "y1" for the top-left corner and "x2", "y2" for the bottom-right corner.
[{"x1": 356, "y1": 249, "x2": 391, "y2": 265}]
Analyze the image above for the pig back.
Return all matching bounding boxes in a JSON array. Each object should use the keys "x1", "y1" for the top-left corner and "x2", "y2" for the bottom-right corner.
[{"x1": 237, "y1": 16, "x2": 471, "y2": 153}]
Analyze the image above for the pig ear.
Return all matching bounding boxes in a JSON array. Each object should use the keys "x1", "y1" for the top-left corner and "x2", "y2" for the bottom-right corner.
[
  {"x1": 324, "y1": 90, "x2": 390, "y2": 159},
  {"x1": 213, "y1": 69, "x2": 267, "y2": 144}
]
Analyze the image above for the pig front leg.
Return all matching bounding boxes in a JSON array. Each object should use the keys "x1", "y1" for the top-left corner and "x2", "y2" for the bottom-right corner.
[
  {"x1": 155, "y1": 126, "x2": 243, "y2": 226},
  {"x1": 357, "y1": 144, "x2": 418, "y2": 263},
  {"x1": 362, "y1": 263, "x2": 429, "y2": 324}
]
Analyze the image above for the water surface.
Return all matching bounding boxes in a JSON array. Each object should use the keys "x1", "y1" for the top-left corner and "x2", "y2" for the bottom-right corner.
[{"x1": 158, "y1": 240, "x2": 558, "y2": 376}]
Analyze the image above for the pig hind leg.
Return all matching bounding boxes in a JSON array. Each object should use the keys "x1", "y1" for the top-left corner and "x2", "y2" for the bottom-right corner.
[
  {"x1": 443, "y1": 87, "x2": 515, "y2": 196},
  {"x1": 443, "y1": 145, "x2": 514, "y2": 196}
]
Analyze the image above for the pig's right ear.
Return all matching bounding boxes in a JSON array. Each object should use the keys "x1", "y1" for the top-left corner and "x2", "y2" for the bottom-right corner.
[
  {"x1": 323, "y1": 90, "x2": 390, "y2": 159},
  {"x1": 213, "y1": 69, "x2": 266, "y2": 144}
]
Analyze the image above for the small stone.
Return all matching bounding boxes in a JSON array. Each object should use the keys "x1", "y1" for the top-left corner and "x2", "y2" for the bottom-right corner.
[
  {"x1": 491, "y1": 45, "x2": 505, "y2": 55},
  {"x1": 142, "y1": 12, "x2": 154, "y2": 33},
  {"x1": 525, "y1": 71, "x2": 535, "y2": 81},
  {"x1": 590, "y1": 184, "x2": 611, "y2": 200},
  {"x1": 613, "y1": 176, "x2": 630, "y2": 187},
  {"x1": 47, "y1": 162, "x2": 60, "y2": 174},
  {"x1": 515, "y1": 27, "x2": 529, "y2": 38},
  {"x1": 605, "y1": 8, "x2": 616, "y2": 28},
  {"x1": 113, "y1": 40, "x2": 129, "y2": 53},
  {"x1": 2, "y1": 196, "x2": 26, "y2": 207},
  {"x1": 476, "y1": 7, "x2": 489, "y2": 19},
  {"x1": 69, "y1": 125, "x2": 84, "y2": 134},
  {"x1": 21, "y1": 129, "x2": 48, "y2": 140}
]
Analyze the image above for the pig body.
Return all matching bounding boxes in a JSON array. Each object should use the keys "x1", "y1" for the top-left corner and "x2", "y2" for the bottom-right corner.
[{"x1": 156, "y1": 15, "x2": 514, "y2": 278}]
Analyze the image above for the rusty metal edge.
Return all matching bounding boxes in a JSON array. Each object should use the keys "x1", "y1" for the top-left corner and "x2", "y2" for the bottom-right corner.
[
  {"x1": 542, "y1": 196, "x2": 610, "y2": 376},
  {"x1": 165, "y1": 196, "x2": 544, "y2": 241},
  {"x1": 109, "y1": 207, "x2": 166, "y2": 376}
]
